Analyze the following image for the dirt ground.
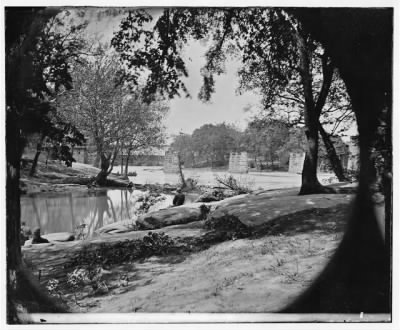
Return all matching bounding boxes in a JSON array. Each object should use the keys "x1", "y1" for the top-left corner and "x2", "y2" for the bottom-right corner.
[{"x1": 23, "y1": 204, "x2": 348, "y2": 313}]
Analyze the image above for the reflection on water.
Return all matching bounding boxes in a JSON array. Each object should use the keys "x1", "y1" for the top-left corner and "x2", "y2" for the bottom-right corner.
[{"x1": 21, "y1": 189, "x2": 173, "y2": 239}]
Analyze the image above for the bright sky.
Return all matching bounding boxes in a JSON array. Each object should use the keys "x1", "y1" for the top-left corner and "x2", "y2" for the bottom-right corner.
[{"x1": 77, "y1": 8, "x2": 261, "y2": 139}]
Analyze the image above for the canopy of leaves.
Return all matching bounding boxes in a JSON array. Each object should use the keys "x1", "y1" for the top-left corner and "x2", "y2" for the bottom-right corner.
[
  {"x1": 6, "y1": 8, "x2": 87, "y2": 149},
  {"x1": 58, "y1": 44, "x2": 168, "y2": 158}
]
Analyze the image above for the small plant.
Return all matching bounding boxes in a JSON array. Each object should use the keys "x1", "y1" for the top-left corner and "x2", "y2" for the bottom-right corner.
[
  {"x1": 126, "y1": 171, "x2": 137, "y2": 177},
  {"x1": 46, "y1": 279, "x2": 63, "y2": 299},
  {"x1": 66, "y1": 266, "x2": 108, "y2": 304},
  {"x1": 136, "y1": 191, "x2": 166, "y2": 214},
  {"x1": 214, "y1": 174, "x2": 254, "y2": 194},
  {"x1": 275, "y1": 257, "x2": 286, "y2": 267},
  {"x1": 185, "y1": 177, "x2": 198, "y2": 190},
  {"x1": 199, "y1": 204, "x2": 211, "y2": 220},
  {"x1": 75, "y1": 223, "x2": 87, "y2": 240}
]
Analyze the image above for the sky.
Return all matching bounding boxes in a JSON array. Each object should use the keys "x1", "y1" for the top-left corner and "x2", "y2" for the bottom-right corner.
[{"x1": 71, "y1": 8, "x2": 262, "y2": 139}]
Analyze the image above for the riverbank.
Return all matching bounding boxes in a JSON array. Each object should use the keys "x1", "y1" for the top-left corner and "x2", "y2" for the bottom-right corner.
[
  {"x1": 18, "y1": 159, "x2": 362, "y2": 316},
  {"x1": 20, "y1": 160, "x2": 179, "y2": 195},
  {"x1": 21, "y1": 188, "x2": 355, "y2": 314}
]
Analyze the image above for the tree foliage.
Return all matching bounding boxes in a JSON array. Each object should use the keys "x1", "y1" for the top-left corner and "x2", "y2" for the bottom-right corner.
[
  {"x1": 170, "y1": 123, "x2": 241, "y2": 168},
  {"x1": 58, "y1": 44, "x2": 168, "y2": 181},
  {"x1": 111, "y1": 7, "x2": 350, "y2": 192}
]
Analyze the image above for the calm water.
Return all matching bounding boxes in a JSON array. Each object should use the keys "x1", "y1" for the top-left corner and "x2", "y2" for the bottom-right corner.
[{"x1": 20, "y1": 189, "x2": 198, "y2": 239}]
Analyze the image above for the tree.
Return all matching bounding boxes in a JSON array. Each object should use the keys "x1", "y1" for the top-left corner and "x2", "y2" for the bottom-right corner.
[
  {"x1": 189, "y1": 123, "x2": 241, "y2": 167},
  {"x1": 6, "y1": 8, "x2": 82, "y2": 320},
  {"x1": 28, "y1": 116, "x2": 85, "y2": 176},
  {"x1": 111, "y1": 8, "x2": 346, "y2": 194},
  {"x1": 59, "y1": 46, "x2": 168, "y2": 183},
  {"x1": 281, "y1": 7, "x2": 391, "y2": 312},
  {"x1": 170, "y1": 133, "x2": 196, "y2": 167},
  {"x1": 119, "y1": 95, "x2": 168, "y2": 176},
  {"x1": 59, "y1": 46, "x2": 123, "y2": 167},
  {"x1": 242, "y1": 118, "x2": 290, "y2": 169},
  {"x1": 238, "y1": 43, "x2": 354, "y2": 182}
]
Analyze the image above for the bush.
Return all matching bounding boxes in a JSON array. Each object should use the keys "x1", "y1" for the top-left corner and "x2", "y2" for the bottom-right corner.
[
  {"x1": 214, "y1": 174, "x2": 254, "y2": 194},
  {"x1": 64, "y1": 232, "x2": 175, "y2": 269},
  {"x1": 205, "y1": 214, "x2": 252, "y2": 239}
]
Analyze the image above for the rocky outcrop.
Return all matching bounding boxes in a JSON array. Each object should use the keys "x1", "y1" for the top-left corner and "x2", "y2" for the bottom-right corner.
[
  {"x1": 195, "y1": 189, "x2": 238, "y2": 203},
  {"x1": 24, "y1": 232, "x2": 75, "y2": 246},
  {"x1": 211, "y1": 193, "x2": 353, "y2": 227},
  {"x1": 135, "y1": 205, "x2": 204, "y2": 230}
]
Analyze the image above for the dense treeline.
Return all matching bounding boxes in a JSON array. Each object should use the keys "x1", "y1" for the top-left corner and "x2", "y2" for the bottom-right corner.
[{"x1": 170, "y1": 119, "x2": 347, "y2": 171}]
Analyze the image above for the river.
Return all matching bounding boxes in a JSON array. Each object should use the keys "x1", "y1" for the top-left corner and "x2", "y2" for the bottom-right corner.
[{"x1": 21, "y1": 167, "x2": 334, "y2": 240}]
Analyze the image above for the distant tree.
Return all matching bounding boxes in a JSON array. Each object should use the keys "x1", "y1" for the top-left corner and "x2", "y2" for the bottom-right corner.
[
  {"x1": 170, "y1": 133, "x2": 195, "y2": 167},
  {"x1": 119, "y1": 95, "x2": 168, "y2": 176},
  {"x1": 242, "y1": 118, "x2": 289, "y2": 169},
  {"x1": 190, "y1": 123, "x2": 242, "y2": 167}
]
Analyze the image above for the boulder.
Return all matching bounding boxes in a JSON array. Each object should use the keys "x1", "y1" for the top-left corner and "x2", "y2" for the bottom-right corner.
[
  {"x1": 136, "y1": 205, "x2": 203, "y2": 230},
  {"x1": 211, "y1": 193, "x2": 353, "y2": 228},
  {"x1": 195, "y1": 189, "x2": 240, "y2": 203},
  {"x1": 43, "y1": 232, "x2": 75, "y2": 242},
  {"x1": 96, "y1": 220, "x2": 136, "y2": 235},
  {"x1": 23, "y1": 232, "x2": 75, "y2": 247}
]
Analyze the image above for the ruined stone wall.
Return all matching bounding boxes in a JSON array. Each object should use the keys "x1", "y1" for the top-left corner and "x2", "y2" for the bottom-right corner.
[
  {"x1": 288, "y1": 152, "x2": 305, "y2": 173},
  {"x1": 229, "y1": 152, "x2": 249, "y2": 173},
  {"x1": 163, "y1": 151, "x2": 181, "y2": 173},
  {"x1": 347, "y1": 137, "x2": 360, "y2": 172}
]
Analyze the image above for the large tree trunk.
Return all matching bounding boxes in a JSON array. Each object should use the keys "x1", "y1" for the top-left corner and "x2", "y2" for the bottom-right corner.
[
  {"x1": 284, "y1": 8, "x2": 391, "y2": 313},
  {"x1": 318, "y1": 122, "x2": 348, "y2": 182},
  {"x1": 295, "y1": 28, "x2": 329, "y2": 195},
  {"x1": 29, "y1": 134, "x2": 45, "y2": 177},
  {"x1": 124, "y1": 149, "x2": 131, "y2": 177},
  {"x1": 94, "y1": 148, "x2": 120, "y2": 186},
  {"x1": 95, "y1": 152, "x2": 112, "y2": 186},
  {"x1": 6, "y1": 109, "x2": 23, "y2": 322},
  {"x1": 94, "y1": 139, "x2": 104, "y2": 168},
  {"x1": 177, "y1": 153, "x2": 186, "y2": 188}
]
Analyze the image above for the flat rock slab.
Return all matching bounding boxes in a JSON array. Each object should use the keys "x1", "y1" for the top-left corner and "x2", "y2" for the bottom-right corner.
[
  {"x1": 136, "y1": 205, "x2": 203, "y2": 230},
  {"x1": 24, "y1": 232, "x2": 75, "y2": 246},
  {"x1": 43, "y1": 232, "x2": 75, "y2": 241},
  {"x1": 92, "y1": 221, "x2": 207, "y2": 244},
  {"x1": 211, "y1": 193, "x2": 353, "y2": 227}
]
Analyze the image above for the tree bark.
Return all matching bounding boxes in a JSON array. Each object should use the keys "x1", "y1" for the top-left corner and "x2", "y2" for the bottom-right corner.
[
  {"x1": 124, "y1": 149, "x2": 131, "y2": 177},
  {"x1": 318, "y1": 122, "x2": 348, "y2": 182},
  {"x1": 295, "y1": 28, "x2": 331, "y2": 195},
  {"x1": 95, "y1": 152, "x2": 112, "y2": 185},
  {"x1": 6, "y1": 108, "x2": 23, "y2": 322},
  {"x1": 283, "y1": 8, "x2": 391, "y2": 312},
  {"x1": 177, "y1": 153, "x2": 186, "y2": 188},
  {"x1": 29, "y1": 134, "x2": 45, "y2": 177}
]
